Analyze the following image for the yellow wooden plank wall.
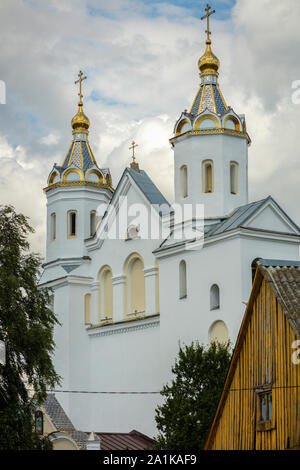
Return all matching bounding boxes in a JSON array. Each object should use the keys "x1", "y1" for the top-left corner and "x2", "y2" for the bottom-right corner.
[{"x1": 209, "y1": 279, "x2": 300, "y2": 450}]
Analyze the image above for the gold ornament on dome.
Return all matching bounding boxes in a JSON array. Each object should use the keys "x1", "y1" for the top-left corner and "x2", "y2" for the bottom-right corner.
[{"x1": 198, "y1": 4, "x2": 220, "y2": 78}]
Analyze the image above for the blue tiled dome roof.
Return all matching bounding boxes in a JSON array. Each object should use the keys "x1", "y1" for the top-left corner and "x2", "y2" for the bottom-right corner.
[
  {"x1": 190, "y1": 84, "x2": 227, "y2": 116},
  {"x1": 62, "y1": 140, "x2": 96, "y2": 170}
]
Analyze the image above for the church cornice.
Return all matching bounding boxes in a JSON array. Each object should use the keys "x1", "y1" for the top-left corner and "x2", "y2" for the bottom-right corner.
[
  {"x1": 170, "y1": 128, "x2": 250, "y2": 146},
  {"x1": 44, "y1": 181, "x2": 114, "y2": 193},
  {"x1": 87, "y1": 314, "x2": 160, "y2": 338}
]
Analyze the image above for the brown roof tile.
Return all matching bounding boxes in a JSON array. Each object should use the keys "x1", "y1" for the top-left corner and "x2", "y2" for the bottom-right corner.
[{"x1": 95, "y1": 430, "x2": 155, "y2": 450}]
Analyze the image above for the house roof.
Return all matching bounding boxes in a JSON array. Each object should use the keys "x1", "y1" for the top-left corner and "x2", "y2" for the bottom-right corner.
[
  {"x1": 42, "y1": 394, "x2": 88, "y2": 450},
  {"x1": 258, "y1": 260, "x2": 300, "y2": 339},
  {"x1": 95, "y1": 430, "x2": 155, "y2": 450},
  {"x1": 204, "y1": 260, "x2": 300, "y2": 449},
  {"x1": 42, "y1": 394, "x2": 155, "y2": 451}
]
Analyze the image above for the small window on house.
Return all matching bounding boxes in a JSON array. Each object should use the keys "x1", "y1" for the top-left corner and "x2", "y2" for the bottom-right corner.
[
  {"x1": 68, "y1": 211, "x2": 77, "y2": 238},
  {"x1": 35, "y1": 411, "x2": 44, "y2": 435},
  {"x1": 202, "y1": 160, "x2": 214, "y2": 193},
  {"x1": 210, "y1": 284, "x2": 220, "y2": 310},
  {"x1": 179, "y1": 260, "x2": 187, "y2": 299},
  {"x1": 255, "y1": 386, "x2": 274, "y2": 432},
  {"x1": 51, "y1": 213, "x2": 56, "y2": 241},
  {"x1": 180, "y1": 165, "x2": 188, "y2": 199},
  {"x1": 90, "y1": 211, "x2": 97, "y2": 237},
  {"x1": 230, "y1": 162, "x2": 238, "y2": 195}
]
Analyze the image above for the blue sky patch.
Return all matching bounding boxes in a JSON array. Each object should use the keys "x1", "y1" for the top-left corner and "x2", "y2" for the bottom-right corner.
[{"x1": 87, "y1": 0, "x2": 236, "y2": 21}]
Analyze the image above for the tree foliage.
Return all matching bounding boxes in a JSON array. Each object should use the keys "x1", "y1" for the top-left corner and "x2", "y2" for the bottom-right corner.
[
  {"x1": 155, "y1": 341, "x2": 231, "y2": 450},
  {"x1": 0, "y1": 205, "x2": 60, "y2": 449}
]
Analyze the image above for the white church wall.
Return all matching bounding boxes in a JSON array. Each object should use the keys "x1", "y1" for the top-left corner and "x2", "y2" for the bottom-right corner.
[
  {"x1": 157, "y1": 236, "x2": 243, "y2": 384},
  {"x1": 86, "y1": 321, "x2": 161, "y2": 436},
  {"x1": 51, "y1": 279, "x2": 92, "y2": 429},
  {"x1": 246, "y1": 205, "x2": 298, "y2": 234},
  {"x1": 55, "y1": 181, "x2": 166, "y2": 435},
  {"x1": 157, "y1": 231, "x2": 300, "y2": 386},
  {"x1": 46, "y1": 185, "x2": 111, "y2": 263}
]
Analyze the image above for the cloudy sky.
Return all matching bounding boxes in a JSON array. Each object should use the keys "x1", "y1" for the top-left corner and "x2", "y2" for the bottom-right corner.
[{"x1": 0, "y1": 0, "x2": 300, "y2": 256}]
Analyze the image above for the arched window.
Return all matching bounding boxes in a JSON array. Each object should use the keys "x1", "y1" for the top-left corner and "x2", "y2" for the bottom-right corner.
[
  {"x1": 67, "y1": 210, "x2": 77, "y2": 238},
  {"x1": 180, "y1": 165, "x2": 188, "y2": 198},
  {"x1": 35, "y1": 411, "x2": 44, "y2": 435},
  {"x1": 230, "y1": 162, "x2": 239, "y2": 195},
  {"x1": 129, "y1": 258, "x2": 145, "y2": 314},
  {"x1": 51, "y1": 213, "x2": 56, "y2": 241},
  {"x1": 179, "y1": 260, "x2": 187, "y2": 299},
  {"x1": 202, "y1": 160, "x2": 214, "y2": 193},
  {"x1": 209, "y1": 320, "x2": 229, "y2": 344},
  {"x1": 210, "y1": 284, "x2": 220, "y2": 310},
  {"x1": 98, "y1": 266, "x2": 113, "y2": 321},
  {"x1": 90, "y1": 210, "x2": 97, "y2": 237},
  {"x1": 124, "y1": 254, "x2": 146, "y2": 317}
]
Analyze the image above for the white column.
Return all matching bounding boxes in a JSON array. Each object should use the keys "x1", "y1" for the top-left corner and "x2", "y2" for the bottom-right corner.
[
  {"x1": 112, "y1": 275, "x2": 126, "y2": 323},
  {"x1": 144, "y1": 267, "x2": 158, "y2": 317},
  {"x1": 90, "y1": 282, "x2": 99, "y2": 325}
]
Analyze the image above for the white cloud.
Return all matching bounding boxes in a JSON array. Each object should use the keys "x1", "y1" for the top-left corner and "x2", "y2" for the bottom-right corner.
[{"x1": 40, "y1": 133, "x2": 60, "y2": 146}]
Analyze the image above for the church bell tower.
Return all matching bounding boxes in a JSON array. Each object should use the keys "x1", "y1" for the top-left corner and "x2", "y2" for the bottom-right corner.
[
  {"x1": 172, "y1": 4, "x2": 250, "y2": 220},
  {"x1": 44, "y1": 71, "x2": 114, "y2": 267}
]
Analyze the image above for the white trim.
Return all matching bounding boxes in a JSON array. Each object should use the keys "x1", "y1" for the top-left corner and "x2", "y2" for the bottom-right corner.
[
  {"x1": 154, "y1": 227, "x2": 300, "y2": 259},
  {"x1": 244, "y1": 199, "x2": 300, "y2": 235}
]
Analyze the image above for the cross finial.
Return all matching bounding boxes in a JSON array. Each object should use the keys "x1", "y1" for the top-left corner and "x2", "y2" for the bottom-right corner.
[
  {"x1": 201, "y1": 3, "x2": 216, "y2": 43},
  {"x1": 129, "y1": 140, "x2": 138, "y2": 163},
  {"x1": 75, "y1": 70, "x2": 87, "y2": 105},
  {"x1": 129, "y1": 141, "x2": 140, "y2": 171}
]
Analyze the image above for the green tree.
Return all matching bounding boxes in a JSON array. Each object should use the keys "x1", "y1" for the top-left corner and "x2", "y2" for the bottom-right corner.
[
  {"x1": 155, "y1": 341, "x2": 231, "y2": 450},
  {"x1": 0, "y1": 205, "x2": 60, "y2": 450}
]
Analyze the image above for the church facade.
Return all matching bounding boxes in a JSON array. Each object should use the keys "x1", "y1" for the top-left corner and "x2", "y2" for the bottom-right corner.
[{"x1": 39, "y1": 13, "x2": 300, "y2": 437}]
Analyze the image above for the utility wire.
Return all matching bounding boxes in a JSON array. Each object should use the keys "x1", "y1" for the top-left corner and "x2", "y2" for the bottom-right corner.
[{"x1": 32, "y1": 384, "x2": 300, "y2": 395}]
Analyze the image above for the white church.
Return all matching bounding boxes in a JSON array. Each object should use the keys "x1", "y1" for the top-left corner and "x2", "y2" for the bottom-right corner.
[{"x1": 39, "y1": 8, "x2": 300, "y2": 438}]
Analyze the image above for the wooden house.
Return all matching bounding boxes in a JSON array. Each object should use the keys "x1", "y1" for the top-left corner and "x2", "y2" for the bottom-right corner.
[{"x1": 205, "y1": 259, "x2": 300, "y2": 450}]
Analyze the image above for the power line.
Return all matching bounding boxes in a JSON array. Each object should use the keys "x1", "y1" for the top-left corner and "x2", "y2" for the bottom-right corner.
[
  {"x1": 43, "y1": 389, "x2": 161, "y2": 395},
  {"x1": 35, "y1": 384, "x2": 300, "y2": 395}
]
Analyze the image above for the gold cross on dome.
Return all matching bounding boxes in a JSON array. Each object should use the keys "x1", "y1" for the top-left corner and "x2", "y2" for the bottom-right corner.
[
  {"x1": 75, "y1": 70, "x2": 87, "y2": 104},
  {"x1": 129, "y1": 140, "x2": 138, "y2": 164},
  {"x1": 201, "y1": 3, "x2": 216, "y2": 43}
]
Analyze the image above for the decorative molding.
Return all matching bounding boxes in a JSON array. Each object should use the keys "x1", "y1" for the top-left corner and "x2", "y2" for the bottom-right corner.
[
  {"x1": 170, "y1": 128, "x2": 249, "y2": 145},
  {"x1": 154, "y1": 226, "x2": 300, "y2": 260},
  {"x1": 87, "y1": 315, "x2": 160, "y2": 338},
  {"x1": 112, "y1": 275, "x2": 126, "y2": 285},
  {"x1": 44, "y1": 181, "x2": 114, "y2": 193},
  {"x1": 143, "y1": 267, "x2": 158, "y2": 278}
]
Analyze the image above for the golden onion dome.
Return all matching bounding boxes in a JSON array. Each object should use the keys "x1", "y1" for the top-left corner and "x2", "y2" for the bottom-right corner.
[
  {"x1": 71, "y1": 103, "x2": 90, "y2": 132},
  {"x1": 198, "y1": 40, "x2": 220, "y2": 78}
]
